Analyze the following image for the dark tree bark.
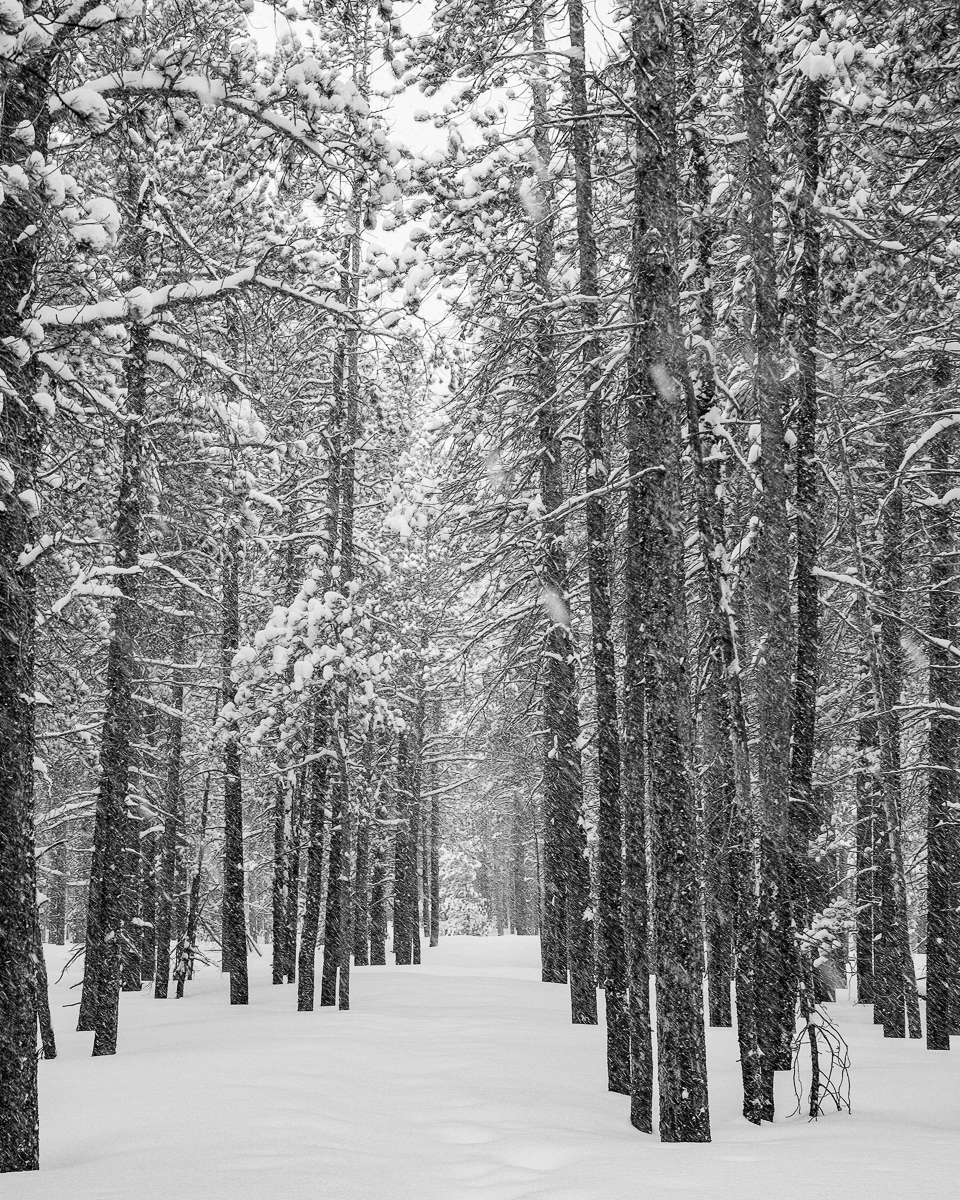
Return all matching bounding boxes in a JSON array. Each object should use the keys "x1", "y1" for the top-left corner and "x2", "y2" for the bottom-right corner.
[
  {"x1": 337, "y1": 719, "x2": 354, "y2": 1008},
  {"x1": 30, "y1": 903, "x2": 55, "y2": 1061},
  {"x1": 875, "y1": 405, "x2": 920, "y2": 1039},
  {"x1": 628, "y1": 0, "x2": 710, "y2": 1142},
  {"x1": 510, "y1": 794, "x2": 531, "y2": 936},
  {"x1": 838, "y1": 409, "x2": 920, "y2": 1038},
  {"x1": 298, "y1": 699, "x2": 331, "y2": 1010},
  {"x1": 369, "y1": 764, "x2": 389, "y2": 965},
  {"x1": 221, "y1": 515, "x2": 248, "y2": 1005},
  {"x1": 353, "y1": 732, "x2": 374, "y2": 965},
  {"x1": 174, "y1": 774, "x2": 211, "y2": 998},
  {"x1": 140, "y1": 820, "x2": 157, "y2": 985},
  {"x1": 622, "y1": 384, "x2": 653, "y2": 1133},
  {"x1": 392, "y1": 723, "x2": 424, "y2": 970},
  {"x1": 421, "y1": 783, "x2": 431, "y2": 941},
  {"x1": 528, "y1": 0, "x2": 595, "y2": 1022},
  {"x1": 567, "y1": 0, "x2": 628, "y2": 1093},
  {"x1": 272, "y1": 776, "x2": 290, "y2": 985},
  {"x1": 737, "y1": 0, "x2": 798, "y2": 1107},
  {"x1": 430, "y1": 763, "x2": 441, "y2": 947},
  {"x1": 120, "y1": 783, "x2": 143, "y2": 993},
  {"x1": 45, "y1": 840, "x2": 67, "y2": 946},
  {"x1": 678, "y1": 7, "x2": 736, "y2": 1032},
  {"x1": 926, "y1": 368, "x2": 959, "y2": 1049},
  {"x1": 855, "y1": 695, "x2": 878, "y2": 1006},
  {"x1": 154, "y1": 646, "x2": 185, "y2": 1000},
  {"x1": 789, "y1": 50, "x2": 825, "y2": 931},
  {"x1": 0, "y1": 51, "x2": 50, "y2": 1173},
  {"x1": 283, "y1": 781, "x2": 301, "y2": 984},
  {"x1": 321, "y1": 744, "x2": 348, "y2": 1000},
  {"x1": 82, "y1": 333, "x2": 148, "y2": 1053}
]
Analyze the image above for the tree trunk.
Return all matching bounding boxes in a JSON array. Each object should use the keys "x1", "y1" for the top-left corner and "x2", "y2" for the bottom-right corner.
[
  {"x1": 175, "y1": 774, "x2": 211, "y2": 999},
  {"x1": 926, "y1": 368, "x2": 960, "y2": 1049},
  {"x1": 430, "y1": 765, "x2": 441, "y2": 947},
  {"x1": 0, "y1": 53, "x2": 50, "y2": 1173},
  {"x1": 369, "y1": 764, "x2": 389, "y2": 965},
  {"x1": 789, "y1": 53, "x2": 825, "y2": 945},
  {"x1": 272, "y1": 776, "x2": 290, "y2": 985},
  {"x1": 45, "y1": 841, "x2": 67, "y2": 946},
  {"x1": 628, "y1": 0, "x2": 710, "y2": 1142},
  {"x1": 155, "y1": 644, "x2": 185, "y2": 1000},
  {"x1": 529, "y1": 0, "x2": 596, "y2": 1021},
  {"x1": 855, "y1": 693, "x2": 878, "y2": 1006},
  {"x1": 298, "y1": 699, "x2": 330, "y2": 1010},
  {"x1": 678, "y1": 6, "x2": 735, "y2": 1031},
  {"x1": 221, "y1": 515, "x2": 248, "y2": 1005},
  {"x1": 353, "y1": 733, "x2": 374, "y2": 964},
  {"x1": 567, "y1": 0, "x2": 628, "y2": 1092},
  {"x1": 837, "y1": 410, "x2": 921, "y2": 1038},
  {"x1": 321, "y1": 742, "x2": 347, "y2": 999},
  {"x1": 737, "y1": 0, "x2": 797, "y2": 1106}
]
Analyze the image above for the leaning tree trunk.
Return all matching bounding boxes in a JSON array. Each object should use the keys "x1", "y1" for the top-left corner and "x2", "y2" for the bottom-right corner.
[
  {"x1": 567, "y1": 0, "x2": 628, "y2": 1092},
  {"x1": 628, "y1": 0, "x2": 710, "y2": 1143}
]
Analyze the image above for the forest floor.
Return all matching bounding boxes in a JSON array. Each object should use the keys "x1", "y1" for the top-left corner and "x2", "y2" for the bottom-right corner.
[{"x1": 2, "y1": 937, "x2": 957, "y2": 1200}]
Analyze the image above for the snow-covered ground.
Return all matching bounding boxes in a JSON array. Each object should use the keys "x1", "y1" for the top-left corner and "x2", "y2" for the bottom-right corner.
[{"x1": 4, "y1": 936, "x2": 958, "y2": 1199}]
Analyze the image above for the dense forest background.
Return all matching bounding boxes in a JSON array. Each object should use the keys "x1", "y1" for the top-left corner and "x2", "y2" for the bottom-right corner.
[{"x1": 1, "y1": 0, "x2": 958, "y2": 1170}]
